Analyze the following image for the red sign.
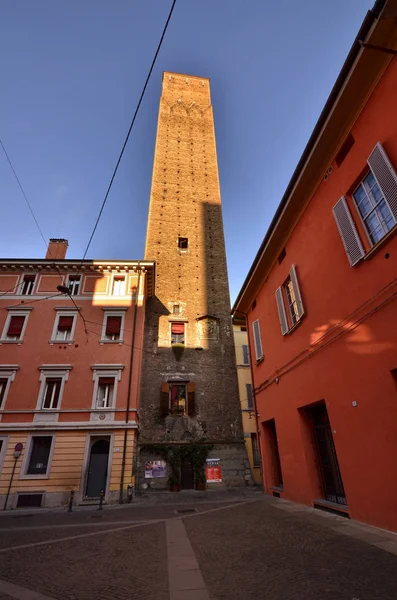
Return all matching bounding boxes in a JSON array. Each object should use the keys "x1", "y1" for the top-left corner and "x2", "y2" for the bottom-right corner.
[{"x1": 206, "y1": 458, "x2": 222, "y2": 483}]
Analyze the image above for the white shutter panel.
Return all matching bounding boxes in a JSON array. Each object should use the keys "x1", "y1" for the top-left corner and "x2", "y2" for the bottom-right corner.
[
  {"x1": 289, "y1": 264, "x2": 304, "y2": 320},
  {"x1": 332, "y1": 196, "x2": 365, "y2": 266},
  {"x1": 252, "y1": 319, "x2": 263, "y2": 361},
  {"x1": 367, "y1": 142, "x2": 397, "y2": 221},
  {"x1": 275, "y1": 287, "x2": 288, "y2": 335}
]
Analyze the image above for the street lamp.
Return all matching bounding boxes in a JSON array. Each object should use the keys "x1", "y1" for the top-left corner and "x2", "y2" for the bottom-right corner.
[{"x1": 57, "y1": 284, "x2": 70, "y2": 294}]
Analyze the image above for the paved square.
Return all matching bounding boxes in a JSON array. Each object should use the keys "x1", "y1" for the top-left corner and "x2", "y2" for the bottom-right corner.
[{"x1": 0, "y1": 495, "x2": 396, "y2": 600}]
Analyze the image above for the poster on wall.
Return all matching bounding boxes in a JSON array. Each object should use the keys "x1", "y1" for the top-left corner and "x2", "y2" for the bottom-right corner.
[
  {"x1": 206, "y1": 458, "x2": 222, "y2": 483},
  {"x1": 145, "y1": 460, "x2": 167, "y2": 479}
]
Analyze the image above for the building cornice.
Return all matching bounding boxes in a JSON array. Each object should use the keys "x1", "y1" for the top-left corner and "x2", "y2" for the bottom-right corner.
[{"x1": 0, "y1": 260, "x2": 156, "y2": 297}]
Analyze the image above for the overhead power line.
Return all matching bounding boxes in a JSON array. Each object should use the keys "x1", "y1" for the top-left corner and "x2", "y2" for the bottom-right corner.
[
  {"x1": 0, "y1": 138, "x2": 48, "y2": 248},
  {"x1": 0, "y1": 136, "x2": 66, "y2": 286},
  {"x1": 80, "y1": 0, "x2": 177, "y2": 263}
]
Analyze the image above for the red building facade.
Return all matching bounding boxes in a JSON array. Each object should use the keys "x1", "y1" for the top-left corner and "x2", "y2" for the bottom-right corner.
[
  {"x1": 233, "y1": 1, "x2": 397, "y2": 531},
  {"x1": 0, "y1": 239, "x2": 154, "y2": 509}
]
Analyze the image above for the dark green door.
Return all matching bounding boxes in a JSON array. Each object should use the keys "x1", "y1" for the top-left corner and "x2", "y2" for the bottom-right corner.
[
  {"x1": 85, "y1": 439, "x2": 110, "y2": 498},
  {"x1": 181, "y1": 457, "x2": 194, "y2": 490}
]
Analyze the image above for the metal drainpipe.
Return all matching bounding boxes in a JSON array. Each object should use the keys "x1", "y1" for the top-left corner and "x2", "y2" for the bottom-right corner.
[
  {"x1": 233, "y1": 309, "x2": 265, "y2": 491},
  {"x1": 119, "y1": 264, "x2": 142, "y2": 504}
]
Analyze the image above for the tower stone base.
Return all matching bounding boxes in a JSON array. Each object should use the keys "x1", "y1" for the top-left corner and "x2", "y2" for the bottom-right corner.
[{"x1": 137, "y1": 442, "x2": 252, "y2": 493}]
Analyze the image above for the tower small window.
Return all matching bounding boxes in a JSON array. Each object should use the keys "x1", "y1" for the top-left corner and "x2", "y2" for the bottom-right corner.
[
  {"x1": 173, "y1": 304, "x2": 180, "y2": 315},
  {"x1": 171, "y1": 322, "x2": 185, "y2": 345},
  {"x1": 170, "y1": 383, "x2": 187, "y2": 415},
  {"x1": 178, "y1": 237, "x2": 188, "y2": 251}
]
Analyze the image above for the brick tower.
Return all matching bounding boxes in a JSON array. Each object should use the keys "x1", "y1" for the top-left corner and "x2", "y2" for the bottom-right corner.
[{"x1": 138, "y1": 72, "x2": 251, "y2": 490}]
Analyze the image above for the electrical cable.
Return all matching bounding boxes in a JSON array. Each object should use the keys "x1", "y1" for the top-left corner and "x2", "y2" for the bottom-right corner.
[
  {"x1": 0, "y1": 292, "x2": 63, "y2": 312},
  {"x1": 0, "y1": 282, "x2": 24, "y2": 297},
  {"x1": 67, "y1": 293, "x2": 89, "y2": 342},
  {"x1": 0, "y1": 137, "x2": 66, "y2": 287},
  {"x1": 0, "y1": 137, "x2": 48, "y2": 248},
  {"x1": 1, "y1": 1, "x2": 177, "y2": 326},
  {"x1": 79, "y1": 0, "x2": 177, "y2": 265}
]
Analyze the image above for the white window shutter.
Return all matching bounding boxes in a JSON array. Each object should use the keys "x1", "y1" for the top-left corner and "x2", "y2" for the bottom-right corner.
[
  {"x1": 289, "y1": 265, "x2": 304, "y2": 320},
  {"x1": 333, "y1": 196, "x2": 365, "y2": 266},
  {"x1": 252, "y1": 319, "x2": 263, "y2": 361},
  {"x1": 367, "y1": 142, "x2": 397, "y2": 221},
  {"x1": 275, "y1": 287, "x2": 288, "y2": 335}
]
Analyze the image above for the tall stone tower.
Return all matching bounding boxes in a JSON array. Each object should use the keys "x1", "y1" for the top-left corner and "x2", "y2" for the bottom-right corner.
[{"x1": 138, "y1": 72, "x2": 250, "y2": 490}]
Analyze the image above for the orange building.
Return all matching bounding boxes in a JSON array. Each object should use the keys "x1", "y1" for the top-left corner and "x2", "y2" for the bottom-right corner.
[
  {"x1": 233, "y1": 1, "x2": 397, "y2": 531},
  {"x1": 0, "y1": 239, "x2": 154, "y2": 508}
]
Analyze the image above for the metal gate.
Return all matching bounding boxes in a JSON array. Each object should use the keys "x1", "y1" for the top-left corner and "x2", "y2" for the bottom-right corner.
[{"x1": 312, "y1": 404, "x2": 346, "y2": 505}]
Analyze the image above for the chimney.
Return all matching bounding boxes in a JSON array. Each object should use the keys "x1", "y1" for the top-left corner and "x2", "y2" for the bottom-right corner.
[{"x1": 46, "y1": 239, "x2": 69, "y2": 260}]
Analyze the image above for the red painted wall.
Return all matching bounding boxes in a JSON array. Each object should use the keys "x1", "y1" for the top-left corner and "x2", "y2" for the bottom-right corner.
[
  {"x1": 247, "y1": 59, "x2": 397, "y2": 531},
  {"x1": 0, "y1": 271, "x2": 147, "y2": 423}
]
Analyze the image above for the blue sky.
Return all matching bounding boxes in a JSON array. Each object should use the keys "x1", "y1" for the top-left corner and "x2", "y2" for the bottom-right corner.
[{"x1": 0, "y1": 0, "x2": 372, "y2": 302}]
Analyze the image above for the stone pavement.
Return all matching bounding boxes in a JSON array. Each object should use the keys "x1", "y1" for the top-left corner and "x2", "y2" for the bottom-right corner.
[{"x1": 0, "y1": 493, "x2": 396, "y2": 600}]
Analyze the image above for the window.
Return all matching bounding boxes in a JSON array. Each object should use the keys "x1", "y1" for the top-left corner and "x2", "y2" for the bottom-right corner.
[
  {"x1": 251, "y1": 433, "x2": 261, "y2": 467},
  {"x1": 246, "y1": 384, "x2": 253, "y2": 410},
  {"x1": 0, "y1": 379, "x2": 7, "y2": 407},
  {"x1": 240, "y1": 326, "x2": 247, "y2": 332},
  {"x1": 252, "y1": 320, "x2": 263, "y2": 361},
  {"x1": 170, "y1": 384, "x2": 186, "y2": 414},
  {"x1": 55, "y1": 316, "x2": 74, "y2": 341},
  {"x1": 104, "y1": 315, "x2": 122, "y2": 341},
  {"x1": 160, "y1": 382, "x2": 195, "y2": 417},
  {"x1": 333, "y1": 142, "x2": 397, "y2": 265},
  {"x1": 50, "y1": 311, "x2": 77, "y2": 344},
  {"x1": 353, "y1": 171, "x2": 395, "y2": 245},
  {"x1": 42, "y1": 378, "x2": 62, "y2": 409},
  {"x1": 91, "y1": 365, "x2": 123, "y2": 410},
  {"x1": 37, "y1": 365, "x2": 71, "y2": 411},
  {"x1": 112, "y1": 276, "x2": 125, "y2": 296},
  {"x1": 171, "y1": 322, "x2": 185, "y2": 345},
  {"x1": 284, "y1": 277, "x2": 299, "y2": 326},
  {"x1": 173, "y1": 304, "x2": 180, "y2": 315},
  {"x1": 68, "y1": 276, "x2": 81, "y2": 296},
  {"x1": 1, "y1": 310, "x2": 31, "y2": 342},
  {"x1": 0, "y1": 366, "x2": 18, "y2": 409},
  {"x1": 101, "y1": 310, "x2": 126, "y2": 343},
  {"x1": 178, "y1": 237, "x2": 188, "y2": 250},
  {"x1": 20, "y1": 275, "x2": 35, "y2": 295},
  {"x1": 275, "y1": 265, "x2": 304, "y2": 335},
  {"x1": 26, "y1": 436, "x2": 53, "y2": 475},
  {"x1": 242, "y1": 344, "x2": 250, "y2": 365},
  {"x1": 96, "y1": 377, "x2": 115, "y2": 408},
  {"x1": 7, "y1": 316, "x2": 25, "y2": 340}
]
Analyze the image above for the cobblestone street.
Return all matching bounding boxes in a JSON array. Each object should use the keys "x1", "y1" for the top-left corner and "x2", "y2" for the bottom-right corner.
[{"x1": 0, "y1": 493, "x2": 396, "y2": 600}]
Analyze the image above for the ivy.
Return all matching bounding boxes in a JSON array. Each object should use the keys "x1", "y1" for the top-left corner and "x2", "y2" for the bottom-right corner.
[{"x1": 141, "y1": 443, "x2": 213, "y2": 486}]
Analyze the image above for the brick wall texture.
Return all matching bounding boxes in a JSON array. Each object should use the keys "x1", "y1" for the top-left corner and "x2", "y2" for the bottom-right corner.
[{"x1": 139, "y1": 72, "x2": 250, "y2": 487}]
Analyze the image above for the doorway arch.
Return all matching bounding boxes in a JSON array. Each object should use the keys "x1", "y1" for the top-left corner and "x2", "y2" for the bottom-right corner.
[{"x1": 85, "y1": 438, "x2": 110, "y2": 498}]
